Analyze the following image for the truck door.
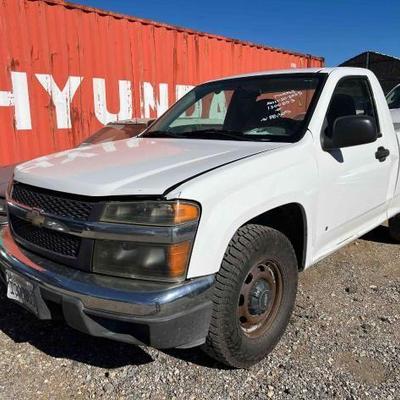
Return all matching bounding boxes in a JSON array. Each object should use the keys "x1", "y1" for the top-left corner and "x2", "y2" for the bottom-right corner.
[{"x1": 314, "y1": 76, "x2": 393, "y2": 259}]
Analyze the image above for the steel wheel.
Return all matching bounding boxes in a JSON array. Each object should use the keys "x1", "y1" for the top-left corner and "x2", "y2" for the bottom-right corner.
[{"x1": 238, "y1": 261, "x2": 283, "y2": 337}]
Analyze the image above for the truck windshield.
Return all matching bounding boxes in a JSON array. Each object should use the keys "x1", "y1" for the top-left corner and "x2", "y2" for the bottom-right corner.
[{"x1": 145, "y1": 74, "x2": 325, "y2": 142}]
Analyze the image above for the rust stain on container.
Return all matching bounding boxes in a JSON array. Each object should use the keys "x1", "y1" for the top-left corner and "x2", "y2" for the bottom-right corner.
[{"x1": 0, "y1": 0, "x2": 324, "y2": 166}]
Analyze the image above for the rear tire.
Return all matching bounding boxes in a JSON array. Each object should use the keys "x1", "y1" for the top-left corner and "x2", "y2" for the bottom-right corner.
[
  {"x1": 389, "y1": 214, "x2": 400, "y2": 242},
  {"x1": 203, "y1": 224, "x2": 298, "y2": 368}
]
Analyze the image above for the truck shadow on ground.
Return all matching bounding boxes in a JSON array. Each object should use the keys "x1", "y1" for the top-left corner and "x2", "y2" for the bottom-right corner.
[
  {"x1": 0, "y1": 290, "x2": 152, "y2": 368},
  {"x1": 0, "y1": 289, "x2": 220, "y2": 369},
  {"x1": 361, "y1": 225, "x2": 397, "y2": 244}
]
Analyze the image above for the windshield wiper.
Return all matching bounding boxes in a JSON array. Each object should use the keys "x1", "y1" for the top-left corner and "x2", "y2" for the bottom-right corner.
[
  {"x1": 143, "y1": 130, "x2": 182, "y2": 138},
  {"x1": 144, "y1": 128, "x2": 251, "y2": 141},
  {"x1": 186, "y1": 129, "x2": 250, "y2": 141}
]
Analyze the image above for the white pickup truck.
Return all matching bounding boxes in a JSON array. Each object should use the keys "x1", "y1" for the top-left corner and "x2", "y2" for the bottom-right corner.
[{"x1": 1, "y1": 67, "x2": 399, "y2": 368}]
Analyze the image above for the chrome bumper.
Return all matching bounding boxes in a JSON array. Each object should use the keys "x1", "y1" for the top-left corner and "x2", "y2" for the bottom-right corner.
[{"x1": 0, "y1": 227, "x2": 214, "y2": 348}]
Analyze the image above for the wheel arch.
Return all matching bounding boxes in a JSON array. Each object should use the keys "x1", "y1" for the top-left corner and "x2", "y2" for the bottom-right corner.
[
  {"x1": 242, "y1": 202, "x2": 308, "y2": 271},
  {"x1": 186, "y1": 196, "x2": 311, "y2": 279}
]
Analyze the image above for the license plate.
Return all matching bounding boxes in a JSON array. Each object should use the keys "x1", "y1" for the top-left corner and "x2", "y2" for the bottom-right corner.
[{"x1": 6, "y1": 271, "x2": 38, "y2": 316}]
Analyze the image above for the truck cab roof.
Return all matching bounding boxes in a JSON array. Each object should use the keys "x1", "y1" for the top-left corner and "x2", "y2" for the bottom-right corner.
[{"x1": 209, "y1": 67, "x2": 372, "y2": 83}]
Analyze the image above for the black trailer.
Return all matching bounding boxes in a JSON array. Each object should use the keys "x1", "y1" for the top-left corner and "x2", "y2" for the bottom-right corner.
[{"x1": 340, "y1": 51, "x2": 400, "y2": 94}]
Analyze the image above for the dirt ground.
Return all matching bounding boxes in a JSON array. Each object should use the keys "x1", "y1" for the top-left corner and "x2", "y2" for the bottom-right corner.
[{"x1": 0, "y1": 225, "x2": 399, "y2": 400}]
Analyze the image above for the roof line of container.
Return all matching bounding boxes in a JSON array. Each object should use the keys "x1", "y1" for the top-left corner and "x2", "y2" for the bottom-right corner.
[{"x1": 28, "y1": 0, "x2": 324, "y2": 62}]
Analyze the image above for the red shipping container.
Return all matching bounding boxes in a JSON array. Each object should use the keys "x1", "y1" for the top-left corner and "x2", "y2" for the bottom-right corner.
[{"x1": 0, "y1": 0, "x2": 324, "y2": 166}]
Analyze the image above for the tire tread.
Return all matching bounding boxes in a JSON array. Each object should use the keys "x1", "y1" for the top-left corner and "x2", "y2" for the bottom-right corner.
[{"x1": 203, "y1": 224, "x2": 298, "y2": 368}]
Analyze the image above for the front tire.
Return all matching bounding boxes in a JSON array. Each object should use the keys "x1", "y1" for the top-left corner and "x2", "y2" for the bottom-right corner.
[{"x1": 203, "y1": 224, "x2": 298, "y2": 368}]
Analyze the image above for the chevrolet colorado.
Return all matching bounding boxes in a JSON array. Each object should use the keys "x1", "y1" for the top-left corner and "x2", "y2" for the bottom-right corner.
[{"x1": 1, "y1": 67, "x2": 399, "y2": 368}]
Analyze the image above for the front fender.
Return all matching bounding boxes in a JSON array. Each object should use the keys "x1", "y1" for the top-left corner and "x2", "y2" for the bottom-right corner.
[{"x1": 167, "y1": 135, "x2": 319, "y2": 279}]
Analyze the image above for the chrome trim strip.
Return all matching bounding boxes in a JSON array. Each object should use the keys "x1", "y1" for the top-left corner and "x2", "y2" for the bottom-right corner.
[
  {"x1": 7, "y1": 201, "x2": 198, "y2": 244},
  {"x1": 0, "y1": 227, "x2": 214, "y2": 317}
]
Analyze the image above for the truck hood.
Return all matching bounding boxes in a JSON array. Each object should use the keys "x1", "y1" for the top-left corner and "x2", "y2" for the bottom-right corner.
[{"x1": 14, "y1": 138, "x2": 288, "y2": 197}]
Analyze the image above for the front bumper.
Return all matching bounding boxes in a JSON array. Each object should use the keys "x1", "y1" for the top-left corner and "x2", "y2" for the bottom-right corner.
[{"x1": 0, "y1": 227, "x2": 214, "y2": 349}]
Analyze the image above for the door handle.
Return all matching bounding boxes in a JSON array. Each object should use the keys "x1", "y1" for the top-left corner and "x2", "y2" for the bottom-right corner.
[{"x1": 375, "y1": 146, "x2": 390, "y2": 162}]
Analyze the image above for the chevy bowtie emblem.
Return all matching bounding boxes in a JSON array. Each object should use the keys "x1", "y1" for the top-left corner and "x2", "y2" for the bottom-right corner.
[{"x1": 26, "y1": 208, "x2": 46, "y2": 228}]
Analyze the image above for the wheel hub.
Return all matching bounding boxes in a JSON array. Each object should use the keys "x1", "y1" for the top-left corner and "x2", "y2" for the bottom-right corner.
[{"x1": 248, "y1": 279, "x2": 271, "y2": 315}]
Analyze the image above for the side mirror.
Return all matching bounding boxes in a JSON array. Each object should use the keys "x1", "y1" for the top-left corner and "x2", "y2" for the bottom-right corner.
[{"x1": 325, "y1": 115, "x2": 378, "y2": 149}]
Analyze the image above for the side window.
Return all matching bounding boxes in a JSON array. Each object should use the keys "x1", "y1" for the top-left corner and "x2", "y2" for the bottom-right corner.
[
  {"x1": 325, "y1": 78, "x2": 379, "y2": 137},
  {"x1": 387, "y1": 85, "x2": 400, "y2": 110}
]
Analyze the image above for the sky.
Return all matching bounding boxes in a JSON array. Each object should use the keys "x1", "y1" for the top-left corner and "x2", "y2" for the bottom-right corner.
[{"x1": 74, "y1": 0, "x2": 399, "y2": 66}]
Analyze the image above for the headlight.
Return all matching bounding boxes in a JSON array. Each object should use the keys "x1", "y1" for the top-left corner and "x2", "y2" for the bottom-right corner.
[
  {"x1": 94, "y1": 200, "x2": 200, "y2": 281},
  {"x1": 93, "y1": 240, "x2": 191, "y2": 282},
  {"x1": 101, "y1": 200, "x2": 200, "y2": 226}
]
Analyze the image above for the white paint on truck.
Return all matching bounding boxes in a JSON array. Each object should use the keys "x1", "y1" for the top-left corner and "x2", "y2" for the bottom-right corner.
[{"x1": 15, "y1": 139, "x2": 287, "y2": 195}]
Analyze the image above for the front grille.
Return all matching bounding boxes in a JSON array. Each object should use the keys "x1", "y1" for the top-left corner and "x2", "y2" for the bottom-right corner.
[
  {"x1": 12, "y1": 182, "x2": 94, "y2": 221},
  {"x1": 10, "y1": 214, "x2": 81, "y2": 258}
]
